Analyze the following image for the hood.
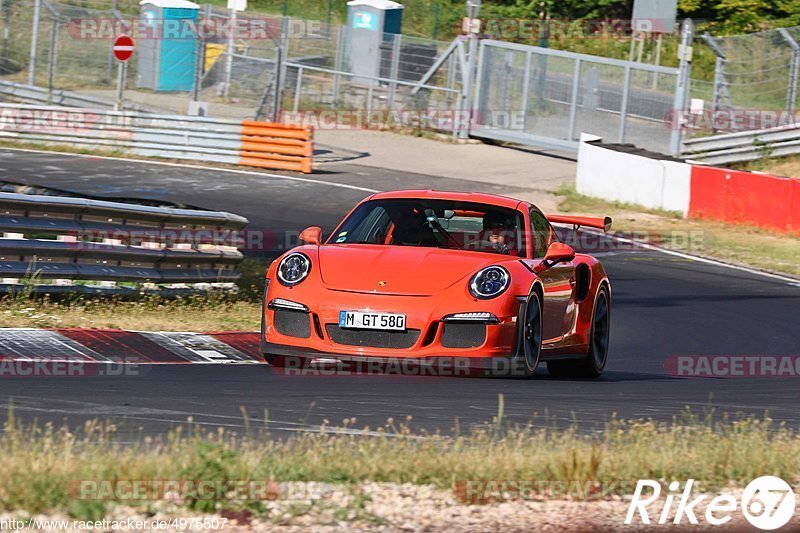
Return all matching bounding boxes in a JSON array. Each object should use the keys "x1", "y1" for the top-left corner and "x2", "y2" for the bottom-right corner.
[{"x1": 318, "y1": 245, "x2": 501, "y2": 296}]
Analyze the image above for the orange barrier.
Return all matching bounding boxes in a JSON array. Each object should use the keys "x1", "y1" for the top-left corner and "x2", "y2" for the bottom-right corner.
[
  {"x1": 689, "y1": 166, "x2": 800, "y2": 234},
  {"x1": 238, "y1": 120, "x2": 313, "y2": 174}
]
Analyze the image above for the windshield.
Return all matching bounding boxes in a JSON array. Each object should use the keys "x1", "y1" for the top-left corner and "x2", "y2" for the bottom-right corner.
[{"x1": 329, "y1": 199, "x2": 526, "y2": 257}]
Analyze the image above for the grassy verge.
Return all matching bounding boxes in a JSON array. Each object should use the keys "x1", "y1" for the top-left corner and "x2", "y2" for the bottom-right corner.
[
  {"x1": 735, "y1": 153, "x2": 800, "y2": 178},
  {"x1": 0, "y1": 293, "x2": 261, "y2": 331},
  {"x1": 0, "y1": 408, "x2": 797, "y2": 520},
  {"x1": 557, "y1": 186, "x2": 800, "y2": 277}
]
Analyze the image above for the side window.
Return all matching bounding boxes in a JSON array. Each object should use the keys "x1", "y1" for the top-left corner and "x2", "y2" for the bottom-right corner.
[{"x1": 530, "y1": 210, "x2": 552, "y2": 259}]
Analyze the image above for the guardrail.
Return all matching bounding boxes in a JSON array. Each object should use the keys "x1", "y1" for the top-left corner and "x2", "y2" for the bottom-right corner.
[
  {"x1": 0, "y1": 191, "x2": 249, "y2": 295},
  {"x1": 0, "y1": 103, "x2": 314, "y2": 173},
  {"x1": 0, "y1": 81, "x2": 156, "y2": 113},
  {"x1": 681, "y1": 125, "x2": 800, "y2": 165}
]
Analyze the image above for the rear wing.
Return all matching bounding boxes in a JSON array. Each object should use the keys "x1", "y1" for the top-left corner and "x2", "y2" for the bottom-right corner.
[{"x1": 546, "y1": 214, "x2": 613, "y2": 232}]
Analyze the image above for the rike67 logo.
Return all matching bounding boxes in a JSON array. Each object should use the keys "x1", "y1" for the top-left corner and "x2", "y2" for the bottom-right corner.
[{"x1": 625, "y1": 476, "x2": 796, "y2": 530}]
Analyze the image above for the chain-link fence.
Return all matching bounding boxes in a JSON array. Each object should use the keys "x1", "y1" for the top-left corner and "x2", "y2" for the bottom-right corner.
[
  {"x1": 690, "y1": 25, "x2": 800, "y2": 137},
  {"x1": 0, "y1": 0, "x2": 460, "y2": 125}
]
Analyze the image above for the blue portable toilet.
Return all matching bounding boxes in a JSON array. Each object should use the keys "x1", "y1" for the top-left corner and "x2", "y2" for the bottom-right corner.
[
  {"x1": 346, "y1": 0, "x2": 403, "y2": 84},
  {"x1": 136, "y1": 0, "x2": 199, "y2": 92}
]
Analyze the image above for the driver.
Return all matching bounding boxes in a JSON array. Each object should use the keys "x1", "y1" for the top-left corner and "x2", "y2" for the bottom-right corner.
[{"x1": 469, "y1": 212, "x2": 519, "y2": 255}]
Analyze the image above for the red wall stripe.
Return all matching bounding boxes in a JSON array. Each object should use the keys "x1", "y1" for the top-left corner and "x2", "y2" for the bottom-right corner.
[{"x1": 689, "y1": 166, "x2": 800, "y2": 234}]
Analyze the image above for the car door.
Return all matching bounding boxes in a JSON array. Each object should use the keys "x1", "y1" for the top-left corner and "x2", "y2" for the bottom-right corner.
[{"x1": 524, "y1": 209, "x2": 577, "y2": 342}]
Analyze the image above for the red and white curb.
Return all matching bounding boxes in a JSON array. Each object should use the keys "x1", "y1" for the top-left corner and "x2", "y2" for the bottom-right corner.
[{"x1": 0, "y1": 328, "x2": 262, "y2": 364}]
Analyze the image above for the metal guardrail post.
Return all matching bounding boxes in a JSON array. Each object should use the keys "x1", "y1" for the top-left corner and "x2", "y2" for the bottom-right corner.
[
  {"x1": 670, "y1": 19, "x2": 694, "y2": 157},
  {"x1": 28, "y1": 0, "x2": 41, "y2": 85},
  {"x1": 779, "y1": 28, "x2": 799, "y2": 117}
]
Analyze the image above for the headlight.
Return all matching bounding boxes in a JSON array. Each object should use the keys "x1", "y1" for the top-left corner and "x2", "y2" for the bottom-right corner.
[
  {"x1": 469, "y1": 265, "x2": 510, "y2": 299},
  {"x1": 277, "y1": 252, "x2": 311, "y2": 286}
]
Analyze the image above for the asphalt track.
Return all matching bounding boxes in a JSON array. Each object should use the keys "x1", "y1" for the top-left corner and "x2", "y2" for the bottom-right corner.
[{"x1": 1, "y1": 148, "x2": 800, "y2": 438}]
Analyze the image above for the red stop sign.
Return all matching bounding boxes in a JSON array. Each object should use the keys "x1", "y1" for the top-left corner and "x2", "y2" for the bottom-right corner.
[{"x1": 113, "y1": 35, "x2": 134, "y2": 62}]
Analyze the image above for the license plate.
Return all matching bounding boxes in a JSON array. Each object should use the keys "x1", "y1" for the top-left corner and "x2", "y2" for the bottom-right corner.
[{"x1": 339, "y1": 311, "x2": 406, "y2": 331}]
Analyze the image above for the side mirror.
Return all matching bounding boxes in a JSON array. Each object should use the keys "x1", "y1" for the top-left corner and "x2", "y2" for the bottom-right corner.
[
  {"x1": 534, "y1": 242, "x2": 575, "y2": 272},
  {"x1": 299, "y1": 226, "x2": 322, "y2": 245}
]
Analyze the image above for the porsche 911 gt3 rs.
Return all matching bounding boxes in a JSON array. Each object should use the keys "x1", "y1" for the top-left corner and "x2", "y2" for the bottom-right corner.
[{"x1": 261, "y1": 190, "x2": 611, "y2": 378}]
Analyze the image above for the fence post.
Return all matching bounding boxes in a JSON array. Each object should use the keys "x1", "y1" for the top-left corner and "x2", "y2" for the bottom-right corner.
[
  {"x1": 332, "y1": 24, "x2": 344, "y2": 106},
  {"x1": 567, "y1": 58, "x2": 581, "y2": 141},
  {"x1": 519, "y1": 50, "x2": 532, "y2": 131},
  {"x1": 28, "y1": 0, "x2": 41, "y2": 85},
  {"x1": 223, "y1": 5, "x2": 236, "y2": 98},
  {"x1": 702, "y1": 33, "x2": 728, "y2": 133},
  {"x1": 1, "y1": 0, "x2": 10, "y2": 63},
  {"x1": 107, "y1": 0, "x2": 119, "y2": 81},
  {"x1": 618, "y1": 64, "x2": 631, "y2": 143},
  {"x1": 779, "y1": 28, "x2": 799, "y2": 117},
  {"x1": 46, "y1": 8, "x2": 57, "y2": 103},
  {"x1": 192, "y1": 3, "x2": 211, "y2": 103},
  {"x1": 460, "y1": 26, "x2": 479, "y2": 139},
  {"x1": 270, "y1": 16, "x2": 288, "y2": 122},
  {"x1": 388, "y1": 33, "x2": 401, "y2": 109},
  {"x1": 670, "y1": 19, "x2": 694, "y2": 157}
]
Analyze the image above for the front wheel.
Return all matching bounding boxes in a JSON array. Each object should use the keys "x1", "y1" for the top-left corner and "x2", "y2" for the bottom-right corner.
[
  {"x1": 511, "y1": 290, "x2": 543, "y2": 378},
  {"x1": 547, "y1": 285, "x2": 610, "y2": 379}
]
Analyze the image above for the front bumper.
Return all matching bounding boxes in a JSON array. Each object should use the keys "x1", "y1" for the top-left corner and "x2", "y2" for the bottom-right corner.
[{"x1": 262, "y1": 288, "x2": 523, "y2": 360}]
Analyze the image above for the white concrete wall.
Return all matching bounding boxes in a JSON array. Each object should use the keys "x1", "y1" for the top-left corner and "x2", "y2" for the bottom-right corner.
[{"x1": 576, "y1": 137, "x2": 691, "y2": 217}]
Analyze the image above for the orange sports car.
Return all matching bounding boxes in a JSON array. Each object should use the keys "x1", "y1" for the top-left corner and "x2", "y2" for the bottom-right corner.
[{"x1": 261, "y1": 190, "x2": 612, "y2": 378}]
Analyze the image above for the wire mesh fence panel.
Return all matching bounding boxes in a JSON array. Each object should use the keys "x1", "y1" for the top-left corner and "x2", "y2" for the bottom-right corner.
[
  {"x1": 574, "y1": 60, "x2": 625, "y2": 144},
  {"x1": 526, "y1": 53, "x2": 576, "y2": 141},
  {"x1": 690, "y1": 25, "x2": 800, "y2": 137},
  {"x1": 624, "y1": 68, "x2": 676, "y2": 153},
  {"x1": 475, "y1": 40, "x2": 679, "y2": 154}
]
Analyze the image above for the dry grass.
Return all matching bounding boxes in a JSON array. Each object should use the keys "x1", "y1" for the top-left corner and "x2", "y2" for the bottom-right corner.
[
  {"x1": 558, "y1": 186, "x2": 800, "y2": 277},
  {"x1": 0, "y1": 293, "x2": 260, "y2": 331},
  {"x1": 0, "y1": 407, "x2": 798, "y2": 519},
  {"x1": 738, "y1": 154, "x2": 800, "y2": 179}
]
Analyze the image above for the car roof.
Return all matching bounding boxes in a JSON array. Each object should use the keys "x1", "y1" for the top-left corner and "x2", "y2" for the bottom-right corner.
[{"x1": 367, "y1": 190, "x2": 525, "y2": 210}]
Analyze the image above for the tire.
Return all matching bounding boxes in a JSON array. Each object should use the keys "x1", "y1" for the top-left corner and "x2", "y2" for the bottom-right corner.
[
  {"x1": 547, "y1": 285, "x2": 610, "y2": 379},
  {"x1": 509, "y1": 289, "x2": 543, "y2": 378}
]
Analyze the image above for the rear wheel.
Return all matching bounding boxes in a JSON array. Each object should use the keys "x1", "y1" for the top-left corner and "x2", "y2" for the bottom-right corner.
[{"x1": 547, "y1": 286, "x2": 610, "y2": 378}]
